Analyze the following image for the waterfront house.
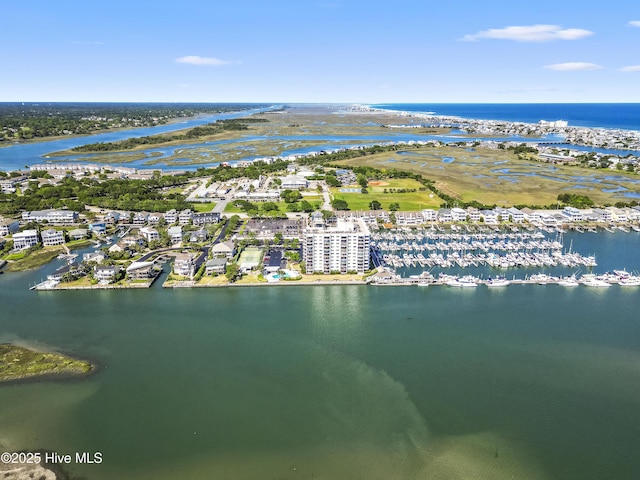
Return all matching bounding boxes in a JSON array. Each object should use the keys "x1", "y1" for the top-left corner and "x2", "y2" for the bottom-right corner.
[
  {"x1": 205, "y1": 257, "x2": 227, "y2": 275},
  {"x1": 94, "y1": 265, "x2": 121, "y2": 283},
  {"x1": 606, "y1": 207, "x2": 629, "y2": 223},
  {"x1": 121, "y1": 235, "x2": 144, "y2": 247},
  {"x1": 211, "y1": 240, "x2": 235, "y2": 258},
  {"x1": 147, "y1": 213, "x2": 162, "y2": 225},
  {"x1": 12, "y1": 229, "x2": 39, "y2": 250},
  {"x1": 173, "y1": 253, "x2": 195, "y2": 277},
  {"x1": 437, "y1": 209, "x2": 453, "y2": 223},
  {"x1": 89, "y1": 222, "x2": 107, "y2": 235},
  {"x1": 0, "y1": 219, "x2": 19, "y2": 237},
  {"x1": 47, "y1": 262, "x2": 83, "y2": 281},
  {"x1": 126, "y1": 261, "x2": 156, "y2": 280},
  {"x1": 466, "y1": 208, "x2": 481, "y2": 223},
  {"x1": 132, "y1": 212, "x2": 149, "y2": 226},
  {"x1": 421, "y1": 209, "x2": 437, "y2": 222},
  {"x1": 451, "y1": 208, "x2": 467, "y2": 222},
  {"x1": 83, "y1": 251, "x2": 106, "y2": 264},
  {"x1": 69, "y1": 228, "x2": 89, "y2": 241},
  {"x1": 167, "y1": 226, "x2": 183, "y2": 244},
  {"x1": 562, "y1": 207, "x2": 584, "y2": 222},
  {"x1": 506, "y1": 207, "x2": 525, "y2": 223},
  {"x1": 480, "y1": 210, "x2": 499, "y2": 225},
  {"x1": 41, "y1": 229, "x2": 65, "y2": 247},
  {"x1": 590, "y1": 208, "x2": 613, "y2": 223}
]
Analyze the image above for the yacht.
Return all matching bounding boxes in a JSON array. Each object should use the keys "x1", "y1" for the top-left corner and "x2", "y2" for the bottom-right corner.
[
  {"x1": 581, "y1": 276, "x2": 611, "y2": 287},
  {"x1": 558, "y1": 276, "x2": 580, "y2": 287},
  {"x1": 486, "y1": 276, "x2": 511, "y2": 287}
]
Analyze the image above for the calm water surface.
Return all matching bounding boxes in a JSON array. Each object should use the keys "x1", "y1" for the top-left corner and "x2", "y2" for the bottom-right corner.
[{"x1": 0, "y1": 232, "x2": 639, "y2": 480}]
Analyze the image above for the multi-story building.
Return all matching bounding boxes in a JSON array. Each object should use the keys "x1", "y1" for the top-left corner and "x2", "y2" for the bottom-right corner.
[
  {"x1": 139, "y1": 227, "x2": 160, "y2": 242},
  {"x1": 12, "y1": 229, "x2": 39, "y2": 250},
  {"x1": 0, "y1": 219, "x2": 20, "y2": 237},
  {"x1": 22, "y1": 209, "x2": 78, "y2": 225},
  {"x1": 41, "y1": 229, "x2": 65, "y2": 246},
  {"x1": 173, "y1": 253, "x2": 195, "y2": 277},
  {"x1": 303, "y1": 214, "x2": 371, "y2": 274}
]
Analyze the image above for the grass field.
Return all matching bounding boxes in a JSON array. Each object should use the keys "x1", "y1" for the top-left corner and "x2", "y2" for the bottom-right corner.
[
  {"x1": 4, "y1": 247, "x2": 64, "y2": 272},
  {"x1": 333, "y1": 145, "x2": 640, "y2": 207},
  {"x1": 331, "y1": 178, "x2": 443, "y2": 211}
]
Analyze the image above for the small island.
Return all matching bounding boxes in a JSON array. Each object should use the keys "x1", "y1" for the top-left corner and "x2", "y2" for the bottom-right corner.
[{"x1": 0, "y1": 344, "x2": 94, "y2": 383}]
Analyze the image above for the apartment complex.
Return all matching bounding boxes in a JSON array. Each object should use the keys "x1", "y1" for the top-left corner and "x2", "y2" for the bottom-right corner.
[{"x1": 303, "y1": 213, "x2": 371, "y2": 274}]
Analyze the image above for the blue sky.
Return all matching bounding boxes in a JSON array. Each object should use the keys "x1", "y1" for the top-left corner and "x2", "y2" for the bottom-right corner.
[{"x1": 1, "y1": 0, "x2": 639, "y2": 103}]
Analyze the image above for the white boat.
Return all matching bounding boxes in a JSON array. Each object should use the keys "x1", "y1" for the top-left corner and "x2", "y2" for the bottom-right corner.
[
  {"x1": 486, "y1": 276, "x2": 511, "y2": 287},
  {"x1": 581, "y1": 277, "x2": 611, "y2": 287},
  {"x1": 558, "y1": 276, "x2": 580, "y2": 287},
  {"x1": 619, "y1": 276, "x2": 640, "y2": 286},
  {"x1": 446, "y1": 276, "x2": 478, "y2": 287}
]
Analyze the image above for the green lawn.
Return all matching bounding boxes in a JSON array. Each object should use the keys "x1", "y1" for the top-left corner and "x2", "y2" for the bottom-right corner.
[
  {"x1": 191, "y1": 202, "x2": 217, "y2": 212},
  {"x1": 331, "y1": 178, "x2": 443, "y2": 211}
]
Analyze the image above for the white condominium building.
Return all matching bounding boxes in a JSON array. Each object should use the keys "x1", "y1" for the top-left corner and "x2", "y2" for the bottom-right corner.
[{"x1": 303, "y1": 213, "x2": 371, "y2": 274}]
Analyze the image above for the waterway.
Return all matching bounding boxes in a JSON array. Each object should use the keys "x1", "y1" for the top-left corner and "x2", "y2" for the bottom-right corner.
[{"x1": 1, "y1": 231, "x2": 639, "y2": 480}]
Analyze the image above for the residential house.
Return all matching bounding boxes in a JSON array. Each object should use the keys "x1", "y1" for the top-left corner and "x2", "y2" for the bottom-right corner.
[
  {"x1": 189, "y1": 229, "x2": 208, "y2": 243},
  {"x1": 94, "y1": 265, "x2": 121, "y2": 283},
  {"x1": 126, "y1": 261, "x2": 156, "y2": 280},
  {"x1": 147, "y1": 213, "x2": 162, "y2": 225},
  {"x1": 178, "y1": 209, "x2": 193, "y2": 225},
  {"x1": 167, "y1": 226, "x2": 183, "y2": 244},
  {"x1": 437, "y1": 209, "x2": 453, "y2": 223},
  {"x1": 562, "y1": 206, "x2": 584, "y2": 222},
  {"x1": 205, "y1": 257, "x2": 227, "y2": 275},
  {"x1": 173, "y1": 253, "x2": 195, "y2": 277},
  {"x1": 83, "y1": 251, "x2": 106, "y2": 264},
  {"x1": 103, "y1": 212, "x2": 120, "y2": 225},
  {"x1": 139, "y1": 227, "x2": 160, "y2": 243},
  {"x1": 480, "y1": 210, "x2": 499, "y2": 225},
  {"x1": 506, "y1": 207, "x2": 525, "y2": 223},
  {"x1": 164, "y1": 209, "x2": 178, "y2": 224},
  {"x1": 192, "y1": 211, "x2": 221, "y2": 226},
  {"x1": 421, "y1": 209, "x2": 437, "y2": 222},
  {"x1": 12, "y1": 229, "x2": 40, "y2": 250},
  {"x1": 466, "y1": 208, "x2": 481, "y2": 223},
  {"x1": 211, "y1": 240, "x2": 235, "y2": 258},
  {"x1": 0, "y1": 219, "x2": 19, "y2": 237},
  {"x1": 41, "y1": 229, "x2": 65, "y2": 247},
  {"x1": 132, "y1": 212, "x2": 149, "y2": 226},
  {"x1": 47, "y1": 262, "x2": 83, "y2": 281},
  {"x1": 451, "y1": 207, "x2": 467, "y2": 222},
  {"x1": 68, "y1": 228, "x2": 89, "y2": 240},
  {"x1": 89, "y1": 222, "x2": 107, "y2": 235}
]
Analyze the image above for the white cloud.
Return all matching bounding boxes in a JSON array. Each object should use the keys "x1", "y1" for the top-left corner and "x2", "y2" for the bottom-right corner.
[
  {"x1": 544, "y1": 62, "x2": 603, "y2": 71},
  {"x1": 628, "y1": 21, "x2": 640, "y2": 27},
  {"x1": 620, "y1": 65, "x2": 640, "y2": 72},
  {"x1": 175, "y1": 56, "x2": 239, "y2": 66},
  {"x1": 461, "y1": 24, "x2": 593, "y2": 42}
]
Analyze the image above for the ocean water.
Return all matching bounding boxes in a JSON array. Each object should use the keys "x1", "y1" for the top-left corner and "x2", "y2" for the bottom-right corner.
[
  {"x1": 372, "y1": 103, "x2": 640, "y2": 131},
  {"x1": 1, "y1": 232, "x2": 640, "y2": 480}
]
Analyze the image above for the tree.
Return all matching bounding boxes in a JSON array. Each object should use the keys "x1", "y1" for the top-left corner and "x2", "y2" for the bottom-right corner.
[
  {"x1": 357, "y1": 174, "x2": 368, "y2": 189},
  {"x1": 389, "y1": 202, "x2": 400, "y2": 211},
  {"x1": 369, "y1": 200, "x2": 381, "y2": 210},
  {"x1": 225, "y1": 263, "x2": 240, "y2": 282},
  {"x1": 331, "y1": 199, "x2": 349, "y2": 210}
]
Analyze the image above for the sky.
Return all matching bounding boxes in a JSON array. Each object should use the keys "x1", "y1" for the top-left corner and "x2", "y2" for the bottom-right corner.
[{"x1": 1, "y1": 0, "x2": 639, "y2": 103}]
